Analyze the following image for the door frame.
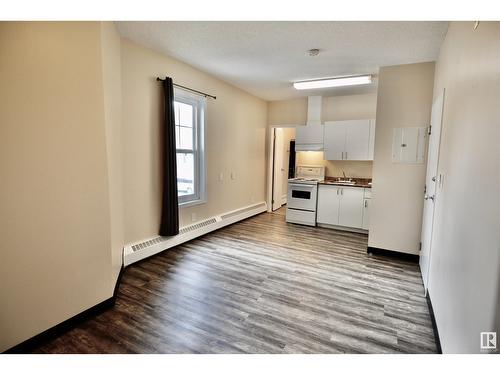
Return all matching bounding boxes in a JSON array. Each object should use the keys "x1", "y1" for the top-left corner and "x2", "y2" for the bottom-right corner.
[
  {"x1": 420, "y1": 88, "x2": 445, "y2": 292},
  {"x1": 266, "y1": 124, "x2": 297, "y2": 212}
]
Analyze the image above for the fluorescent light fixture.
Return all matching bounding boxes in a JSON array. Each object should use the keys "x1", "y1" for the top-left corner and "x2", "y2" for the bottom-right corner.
[{"x1": 293, "y1": 75, "x2": 372, "y2": 90}]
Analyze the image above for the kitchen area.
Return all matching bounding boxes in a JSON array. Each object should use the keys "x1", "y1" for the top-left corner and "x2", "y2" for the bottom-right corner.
[{"x1": 270, "y1": 95, "x2": 376, "y2": 234}]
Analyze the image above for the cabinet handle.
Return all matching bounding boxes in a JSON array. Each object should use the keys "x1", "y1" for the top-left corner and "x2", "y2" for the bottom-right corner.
[
  {"x1": 337, "y1": 188, "x2": 339, "y2": 195},
  {"x1": 365, "y1": 200, "x2": 368, "y2": 208},
  {"x1": 341, "y1": 188, "x2": 343, "y2": 195},
  {"x1": 345, "y1": 151, "x2": 348, "y2": 160}
]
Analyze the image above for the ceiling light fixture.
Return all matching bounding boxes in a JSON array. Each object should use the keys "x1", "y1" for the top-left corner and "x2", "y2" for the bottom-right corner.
[{"x1": 293, "y1": 75, "x2": 372, "y2": 90}]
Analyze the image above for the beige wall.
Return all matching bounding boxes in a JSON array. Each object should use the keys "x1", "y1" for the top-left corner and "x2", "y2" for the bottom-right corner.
[
  {"x1": 268, "y1": 98, "x2": 308, "y2": 126},
  {"x1": 427, "y1": 22, "x2": 500, "y2": 353},
  {"x1": 368, "y1": 62, "x2": 435, "y2": 254},
  {"x1": 0, "y1": 22, "x2": 114, "y2": 352},
  {"x1": 269, "y1": 93, "x2": 377, "y2": 178},
  {"x1": 296, "y1": 153, "x2": 374, "y2": 178},
  {"x1": 101, "y1": 22, "x2": 124, "y2": 286},
  {"x1": 121, "y1": 39, "x2": 268, "y2": 243},
  {"x1": 322, "y1": 94, "x2": 378, "y2": 121}
]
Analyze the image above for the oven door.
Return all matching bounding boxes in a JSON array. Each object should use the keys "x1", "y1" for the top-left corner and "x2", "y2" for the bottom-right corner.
[{"x1": 287, "y1": 183, "x2": 317, "y2": 211}]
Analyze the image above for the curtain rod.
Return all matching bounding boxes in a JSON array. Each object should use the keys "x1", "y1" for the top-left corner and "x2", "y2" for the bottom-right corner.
[{"x1": 156, "y1": 77, "x2": 216, "y2": 100}]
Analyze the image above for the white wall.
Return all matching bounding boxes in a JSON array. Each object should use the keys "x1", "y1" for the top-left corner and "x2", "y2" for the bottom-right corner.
[
  {"x1": 368, "y1": 62, "x2": 435, "y2": 255},
  {"x1": 428, "y1": 21, "x2": 500, "y2": 353}
]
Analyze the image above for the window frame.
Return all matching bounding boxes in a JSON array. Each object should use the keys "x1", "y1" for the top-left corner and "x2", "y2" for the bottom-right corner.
[{"x1": 174, "y1": 88, "x2": 206, "y2": 207}]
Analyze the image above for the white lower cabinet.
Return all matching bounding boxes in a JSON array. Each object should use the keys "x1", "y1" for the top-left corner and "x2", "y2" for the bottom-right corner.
[
  {"x1": 338, "y1": 187, "x2": 364, "y2": 228},
  {"x1": 317, "y1": 184, "x2": 368, "y2": 230},
  {"x1": 316, "y1": 185, "x2": 341, "y2": 225},
  {"x1": 362, "y1": 198, "x2": 370, "y2": 230}
]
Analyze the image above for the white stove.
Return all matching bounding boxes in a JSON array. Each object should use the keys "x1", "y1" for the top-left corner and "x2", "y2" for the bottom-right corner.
[
  {"x1": 288, "y1": 177, "x2": 323, "y2": 184},
  {"x1": 286, "y1": 166, "x2": 325, "y2": 226}
]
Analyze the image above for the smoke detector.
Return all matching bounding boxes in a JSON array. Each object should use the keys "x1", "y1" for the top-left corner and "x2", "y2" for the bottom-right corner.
[{"x1": 307, "y1": 48, "x2": 320, "y2": 57}]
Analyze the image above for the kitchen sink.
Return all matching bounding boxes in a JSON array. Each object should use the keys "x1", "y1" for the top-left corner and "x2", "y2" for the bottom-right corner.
[{"x1": 328, "y1": 180, "x2": 356, "y2": 185}]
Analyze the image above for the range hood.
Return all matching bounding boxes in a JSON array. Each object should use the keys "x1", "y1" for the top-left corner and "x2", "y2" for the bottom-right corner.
[
  {"x1": 295, "y1": 96, "x2": 324, "y2": 151},
  {"x1": 306, "y1": 95, "x2": 322, "y2": 126}
]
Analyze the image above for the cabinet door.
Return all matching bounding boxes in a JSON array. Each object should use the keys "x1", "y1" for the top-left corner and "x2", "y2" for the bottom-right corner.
[
  {"x1": 323, "y1": 121, "x2": 346, "y2": 160},
  {"x1": 316, "y1": 185, "x2": 341, "y2": 225},
  {"x1": 338, "y1": 187, "x2": 364, "y2": 228},
  {"x1": 344, "y1": 119, "x2": 371, "y2": 160},
  {"x1": 362, "y1": 198, "x2": 370, "y2": 230}
]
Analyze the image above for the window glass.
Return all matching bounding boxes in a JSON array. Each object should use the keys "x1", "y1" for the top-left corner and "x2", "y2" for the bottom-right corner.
[{"x1": 173, "y1": 92, "x2": 206, "y2": 205}]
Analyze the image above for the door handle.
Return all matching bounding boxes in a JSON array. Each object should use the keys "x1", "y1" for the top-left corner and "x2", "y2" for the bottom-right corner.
[
  {"x1": 364, "y1": 200, "x2": 368, "y2": 208},
  {"x1": 424, "y1": 195, "x2": 435, "y2": 201}
]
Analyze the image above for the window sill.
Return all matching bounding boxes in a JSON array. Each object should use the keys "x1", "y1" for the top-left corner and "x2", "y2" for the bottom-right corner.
[{"x1": 178, "y1": 198, "x2": 207, "y2": 208}]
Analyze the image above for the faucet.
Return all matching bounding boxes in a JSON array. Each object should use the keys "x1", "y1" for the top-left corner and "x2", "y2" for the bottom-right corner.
[{"x1": 340, "y1": 169, "x2": 351, "y2": 182}]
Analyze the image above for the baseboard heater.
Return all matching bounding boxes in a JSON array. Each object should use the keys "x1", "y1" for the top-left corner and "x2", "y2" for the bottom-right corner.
[{"x1": 123, "y1": 201, "x2": 267, "y2": 266}]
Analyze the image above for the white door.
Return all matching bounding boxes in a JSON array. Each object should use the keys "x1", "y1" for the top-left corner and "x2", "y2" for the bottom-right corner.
[
  {"x1": 420, "y1": 89, "x2": 445, "y2": 291},
  {"x1": 338, "y1": 187, "x2": 364, "y2": 228},
  {"x1": 345, "y1": 119, "x2": 371, "y2": 160},
  {"x1": 317, "y1": 185, "x2": 341, "y2": 225},
  {"x1": 323, "y1": 121, "x2": 346, "y2": 160},
  {"x1": 272, "y1": 128, "x2": 285, "y2": 211}
]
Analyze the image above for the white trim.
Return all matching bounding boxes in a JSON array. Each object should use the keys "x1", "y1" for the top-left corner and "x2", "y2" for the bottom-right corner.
[
  {"x1": 174, "y1": 88, "x2": 207, "y2": 206},
  {"x1": 317, "y1": 223, "x2": 368, "y2": 234},
  {"x1": 281, "y1": 194, "x2": 287, "y2": 205},
  {"x1": 266, "y1": 124, "x2": 297, "y2": 212},
  {"x1": 123, "y1": 201, "x2": 267, "y2": 267}
]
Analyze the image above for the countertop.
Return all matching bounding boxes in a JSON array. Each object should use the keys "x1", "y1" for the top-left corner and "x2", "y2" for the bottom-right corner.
[{"x1": 319, "y1": 177, "x2": 372, "y2": 189}]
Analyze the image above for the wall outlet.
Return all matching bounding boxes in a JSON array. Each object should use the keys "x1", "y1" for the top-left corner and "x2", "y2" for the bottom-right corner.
[
  {"x1": 218, "y1": 172, "x2": 224, "y2": 182},
  {"x1": 230, "y1": 171, "x2": 236, "y2": 180}
]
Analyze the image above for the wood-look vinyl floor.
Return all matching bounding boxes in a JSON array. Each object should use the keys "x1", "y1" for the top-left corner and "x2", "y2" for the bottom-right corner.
[{"x1": 32, "y1": 208, "x2": 437, "y2": 353}]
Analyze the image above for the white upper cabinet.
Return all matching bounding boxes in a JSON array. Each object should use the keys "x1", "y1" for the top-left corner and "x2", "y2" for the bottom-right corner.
[
  {"x1": 323, "y1": 122, "x2": 345, "y2": 160},
  {"x1": 323, "y1": 119, "x2": 375, "y2": 161},
  {"x1": 295, "y1": 125, "x2": 324, "y2": 151}
]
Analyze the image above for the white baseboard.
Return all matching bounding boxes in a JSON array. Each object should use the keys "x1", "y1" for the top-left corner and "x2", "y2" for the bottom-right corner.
[
  {"x1": 123, "y1": 201, "x2": 267, "y2": 267},
  {"x1": 317, "y1": 223, "x2": 368, "y2": 234}
]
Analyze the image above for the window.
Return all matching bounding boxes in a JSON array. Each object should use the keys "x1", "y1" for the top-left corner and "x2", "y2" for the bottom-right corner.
[{"x1": 174, "y1": 89, "x2": 206, "y2": 206}]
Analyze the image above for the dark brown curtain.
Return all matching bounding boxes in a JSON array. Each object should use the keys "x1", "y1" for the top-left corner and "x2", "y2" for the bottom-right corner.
[{"x1": 159, "y1": 77, "x2": 179, "y2": 236}]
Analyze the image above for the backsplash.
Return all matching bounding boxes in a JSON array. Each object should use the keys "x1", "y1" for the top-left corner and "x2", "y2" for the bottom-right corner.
[{"x1": 296, "y1": 151, "x2": 373, "y2": 178}]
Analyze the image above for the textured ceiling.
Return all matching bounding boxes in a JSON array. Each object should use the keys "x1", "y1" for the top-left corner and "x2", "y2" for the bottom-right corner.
[{"x1": 116, "y1": 21, "x2": 448, "y2": 101}]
